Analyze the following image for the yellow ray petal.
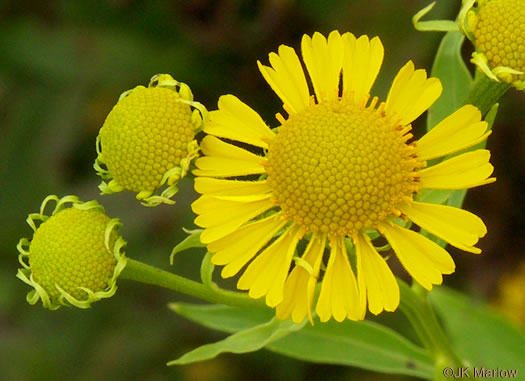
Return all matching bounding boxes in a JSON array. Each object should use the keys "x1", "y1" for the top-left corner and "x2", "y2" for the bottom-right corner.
[
  {"x1": 200, "y1": 135, "x2": 263, "y2": 161},
  {"x1": 193, "y1": 157, "x2": 266, "y2": 177},
  {"x1": 419, "y1": 149, "x2": 495, "y2": 189},
  {"x1": 399, "y1": 201, "x2": 487, "y2": 254},
  {"x1": 204, "y1": 95, "x2": 275, "y2": 149},
  {"x1": 194, "y1": 135, "x2": 267, "y2": 177},
  {"x1": 385, "y1": 61, "x2": 442, "y2": 125},
  {"x1": 198, "y1": 193, "x2": 272, "y2": 203},
  {"x1": 237, "y1": 225, "x2": 301, "y2": 307},
  {"x1": 301, "y1": 31, "x2": 343, "y2": 102},
  {"x1": 276, "y1": 234, "x2": 325, "y2": 323},
  {"x1": 342, "y1": 33, "x2": 384, "y2": 104},
  {"x1": 316, "y1": 236, "x2": 363, "y2": 322},
  {"x1": 355, "y1": 232, "x2": 400, "y2": 315},
  {"x1": 207, "y1": 214, "x2": 286, "y2": 278},
  {"x1": 381, "y1": 221, "x2": 455, "y2": 290},
  {"x1": 192, "y1": 195, "x2": 274, "y2": 243},
  {"x1": 258, "y1": 44, "x2": 310, "y2": 114},
  {"x1": 416, "y1": 105, "x2": 490, "y2": 160},
  {"x1": 193, "y1": 194, "x2": 272, "y2": 225},
  {"x1": 195, "y1": 177, "x2": 271, "y2": 197}
]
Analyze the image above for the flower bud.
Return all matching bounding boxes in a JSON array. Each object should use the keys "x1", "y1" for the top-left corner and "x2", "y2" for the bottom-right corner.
[
  {"x1": 17, "y1": 195, "x2": 127, "y2": 310},
  {"x1": 460, "y1": 0, "x2": 525, "y2": 90},
  {"x1": 95, "y1": 74, "x2": 207, "y2": 206}
]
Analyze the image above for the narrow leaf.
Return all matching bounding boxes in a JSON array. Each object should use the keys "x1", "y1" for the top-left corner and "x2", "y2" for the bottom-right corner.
[
  {"x1": 417, "y1": 189, "x2": 453, "y2": 205},
  {"x1": 428, "y1": 31, "x2": 472, "y2": 130},
  {"x1": 169, "y1": 303, "x2": 273, "y2": 333},
  {"x1": 170, "y1": 303, "x2": 434, "y2": 378},
  {"x1": 200, "y1": 252, "x2": 216, "y2": 288},
  {"x1": 168, "y1": 316, "x2": 305, "y2": 365},
  {"x1": 430, "y1": 287, "x2": 525, "y2": 371},
  {"x1": 268, "y1": 319, "x2": 434, "y2": 379},
  {"x1": 170, "y1": 229, "x2": 205, "y2": 264}
]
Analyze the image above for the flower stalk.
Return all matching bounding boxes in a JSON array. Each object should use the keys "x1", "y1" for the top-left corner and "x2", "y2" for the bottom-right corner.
[
  {"x1": 398, "y1": 280, "x2": 477, "y2": 380},
  {"x1": 464, "y1": 72, "x2": 511, "y2": 116},
  {"x1": 120, "y1": 258, "x2": 266, "y2": 309}
]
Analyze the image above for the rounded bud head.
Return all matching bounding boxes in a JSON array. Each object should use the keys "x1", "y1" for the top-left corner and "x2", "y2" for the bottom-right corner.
[
  {"x1": 17, "y1": 195, "x2": 127, "y2": 310},
  {"x1": 95, "y1": 74, "x2": 207, "y2": 206}
]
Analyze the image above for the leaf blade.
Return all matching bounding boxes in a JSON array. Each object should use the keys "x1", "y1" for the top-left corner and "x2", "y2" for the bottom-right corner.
[
  {"x1": 168, "y1": 316, "x2": 305, "y2": 365},
  {"x1": 430, "y1": 287, "x2": 525, "y2": 371},
  {"x1": 268, "y1": 319, "x2": 434, "y2": 379},
  {"x1": 169, "y1": 302, "x2": 273, "y2": 333},
  {"x1": 170, "y1": 303, "x2": 434, "y2": 378},
  {"x1": 427, "y1": 31, "x2": 472, "y2": 131}
]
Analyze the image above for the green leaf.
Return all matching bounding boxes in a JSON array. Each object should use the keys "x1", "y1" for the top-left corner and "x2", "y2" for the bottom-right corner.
[
  {"x1": 445, "y1": 189, "x2": 467, "y2": 210},
  {"x1": 199, "y1": 252, "x2": 216, "y2": 288},
  {"x1": 170, "y1": 303, "x2": 434, "y2": 378},
  {"x1": 169, "y1": 229, "x2": 205, "y2": 264},
  {"x1": 427, "y1": 31, "x2": 473, "y2": 131},
  {"x1": 168, "y1": 303, "x2": 273, "y2": 334},
  {"x1": 430, "y1": 287, "x2": 525, "y2": 371},
  {"x1": 417, "y1": 189, "x2": 453, "y2": 205},
  {"x1": 268, "y1": 320, "x2": 434, "y2": 379},
  {"x1": 484, "y1": 103, "x2": 499, "y2": 130},
  {"x1": 168, "y1": 315, "x2": 306, "y2": 365}
]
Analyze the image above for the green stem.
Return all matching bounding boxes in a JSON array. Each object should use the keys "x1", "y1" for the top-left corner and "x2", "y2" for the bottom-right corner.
[
  {"x1": 464, "y1": 72, "x2": 511, "y2": 115},
  {"x1": 120, "y1": 258, "x2": 266, "y2": 309},
  {"x1": 398, "y1": 280, "x2": 476, "y2": 381}
]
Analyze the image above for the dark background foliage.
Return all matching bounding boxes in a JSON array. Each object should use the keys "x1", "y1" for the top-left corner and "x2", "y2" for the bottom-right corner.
[{"x1": 1, "y1": 1, "x2": 523, "y2": 380}]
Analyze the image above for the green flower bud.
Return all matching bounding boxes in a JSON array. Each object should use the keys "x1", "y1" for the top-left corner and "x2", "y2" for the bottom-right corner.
[
  {"x1": 16, "y1": 195, "x2": 127, "y2": 310},
  {"x1": 94, "y1": 74, "x2": 207, "y2": 206},
  {"x1": 460, "y1": 0, "x2": 525, "y2": 90}
]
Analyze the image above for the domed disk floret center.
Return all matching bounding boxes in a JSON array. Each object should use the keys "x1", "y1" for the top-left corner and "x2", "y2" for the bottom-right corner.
[
  {"x1": 266, "y1": 100, "x2": 418, "y2": 236},
  {"x1": 100, "y1": 87, "x2": 195, "y2": 192},
  {"x1": 29, "y1": 208, "x2": 117, "y2": 302}
]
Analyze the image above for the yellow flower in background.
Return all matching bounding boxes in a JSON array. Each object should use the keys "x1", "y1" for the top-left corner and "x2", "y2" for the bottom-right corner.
[
  {"x1": 95, "y1": 74, "x2": 207, "y2": 206},
  {"x1": 16, "y1": 195, "x2": 127, "y2": 310},
  {"x1": 494, "y1": 261, "x2": 525, "y2": 325},
  {"x1": 460, "y1": 0, "x2": 525, "y2": 90},
  {"x1": 192, "y1": 31, "x2": 494, "y2": 323}
]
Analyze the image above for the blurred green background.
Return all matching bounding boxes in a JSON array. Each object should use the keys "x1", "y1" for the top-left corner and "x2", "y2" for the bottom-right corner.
[{"x1": 1, "y1": 1, "x2": 524, "y2": 380}]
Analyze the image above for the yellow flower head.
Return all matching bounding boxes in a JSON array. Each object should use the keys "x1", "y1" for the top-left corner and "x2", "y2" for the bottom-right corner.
[
  {"x1": 460, "y1": 0, "x2": 525, "y2": 89},
  {"x1": 192, "y1": 31, "x2": 495, "y2": 323},
  {"x1": 494, "y1": 261, "x2": 525, "y2": 325},
  {"x1": 17, "y1": 195, "x2": 127, "y2": 310},
  {"x1": 95, "y1": 74, "x2": 207, "y2": 206}
]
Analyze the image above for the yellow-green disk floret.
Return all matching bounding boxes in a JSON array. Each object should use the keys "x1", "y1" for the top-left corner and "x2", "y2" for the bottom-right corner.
[
  {"x1": 95, "y1": 74, "x2": 207, "y2": 206},
  {"x1": 30, "y1": 208, "x2": 115, "y2": 300},
  {"x1": 17, "y1": 195, "x2": 127, "y2": 310},
  {"x1": 100, "y1": 87, "x2": 193, "y2": 192},
  {"x1": 462, "y1": 0, "x2": 525, "y2": 89}
]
